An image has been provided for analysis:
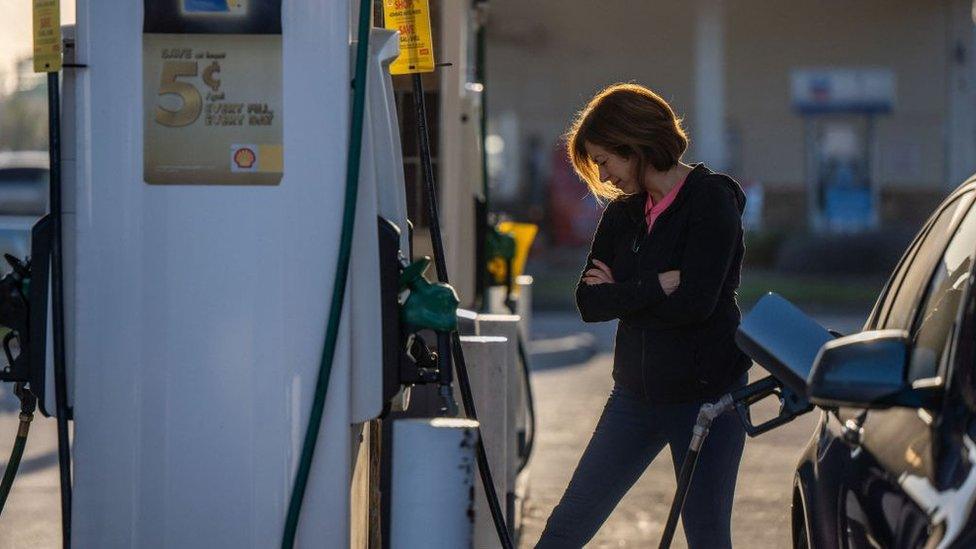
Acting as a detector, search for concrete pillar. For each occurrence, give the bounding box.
[475,313,522,540]
[391,418,479,549]
[438,1,478,306]
[694,0,727,171]
[946,0,976,186]
[458,335,509,549]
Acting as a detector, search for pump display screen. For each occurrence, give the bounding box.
[182,0,248,15]
[143,0,282,185]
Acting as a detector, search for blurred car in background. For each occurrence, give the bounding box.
[0,151,48,273]
[794,175,976,548]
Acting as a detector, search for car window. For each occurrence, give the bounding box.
[880,192,974,331]
[867,234,924,330]
[907,201,976,381]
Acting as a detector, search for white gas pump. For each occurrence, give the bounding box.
[0,2,515,547]
[58,1,387,546]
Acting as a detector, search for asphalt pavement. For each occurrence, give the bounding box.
[517,309,865,548]
[0,308,865,548]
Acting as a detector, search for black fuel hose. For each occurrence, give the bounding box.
[411,72,515,549]
[514,331,536,474]
[659,394,734,549]
[47,68,72,549]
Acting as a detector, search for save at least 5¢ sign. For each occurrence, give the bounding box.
[143,0,283,185]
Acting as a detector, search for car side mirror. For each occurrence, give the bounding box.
[807,330,941,410]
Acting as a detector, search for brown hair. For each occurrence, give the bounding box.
[566,83,689,202]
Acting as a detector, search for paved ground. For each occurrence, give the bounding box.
[0,391,62,548]
[517,310,865,548]
[0,308,864,548]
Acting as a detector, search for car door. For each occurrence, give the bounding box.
[839,189,976,548]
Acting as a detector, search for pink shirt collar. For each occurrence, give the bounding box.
[644,175,687,233]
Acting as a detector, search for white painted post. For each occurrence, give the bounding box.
[458,307,480,335]
[513,275,534,533]
[486,285,508,314]
[516,275,533,343]
[475,314,522,539]
[694,0,727,171]
[458,335,509,548]
[391,418,479,549]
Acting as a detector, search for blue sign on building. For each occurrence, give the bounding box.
[792,68,895,115]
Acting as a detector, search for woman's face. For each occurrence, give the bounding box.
[584,142,639,194]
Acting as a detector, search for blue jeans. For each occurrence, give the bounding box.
[536,378,747,548]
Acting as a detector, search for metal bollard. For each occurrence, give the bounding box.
[458,335,509,549]
[515,275,533,342]
[457,308,479,336]
[475,313,521,540]
[391,418,479,549]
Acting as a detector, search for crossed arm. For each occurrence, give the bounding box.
[575,185,740,327]
[583,259,681,297]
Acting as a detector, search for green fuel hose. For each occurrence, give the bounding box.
[0,384,36,518]
[280,1,371,546]
[0,413,31,516]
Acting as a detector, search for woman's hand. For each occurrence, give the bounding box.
[583,259,615,286]
[658,270,681,295]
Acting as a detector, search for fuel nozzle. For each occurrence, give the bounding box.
[399,256,460,333]
[485,226,517,311]
[399,257,460,416]
[0,255,31,382]
[3,255,30,282]
[405,333,440,384]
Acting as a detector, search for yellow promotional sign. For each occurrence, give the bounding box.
[32,0,62,73]
[382,0,435,75]
[497,221,539,293]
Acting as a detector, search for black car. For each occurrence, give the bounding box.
[793,177,976,548]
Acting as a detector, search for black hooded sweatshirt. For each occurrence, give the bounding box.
[576,163,752,403]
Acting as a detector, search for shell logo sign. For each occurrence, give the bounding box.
[233,146,257,170]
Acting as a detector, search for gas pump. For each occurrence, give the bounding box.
[50,1,427,547]
[389,19,516,549]
[0,1,520,546]
[792,68,895,232]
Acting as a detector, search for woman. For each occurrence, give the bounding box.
[536,83,752,548]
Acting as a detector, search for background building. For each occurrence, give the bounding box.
[484,0,976,232]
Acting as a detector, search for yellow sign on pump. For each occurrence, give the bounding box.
[383,0,436,75]
[497,221,539,293]
[32,0,62,73]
